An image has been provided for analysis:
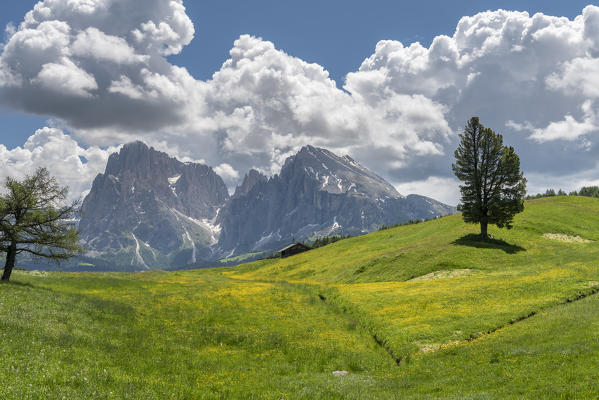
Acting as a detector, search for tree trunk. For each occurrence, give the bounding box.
[480,220,489,240]
[1,241,17,282]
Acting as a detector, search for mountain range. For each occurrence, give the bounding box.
[78,142,455,269]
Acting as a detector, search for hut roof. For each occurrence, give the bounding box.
[279,243,310,252]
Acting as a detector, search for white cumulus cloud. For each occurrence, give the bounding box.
[213,163,240,189]
[0,127,119,200]
[71,27,148,65]
[0,0,196,131]
[346,5,599,184]
[32,58,98,97]
[2,3,599,203]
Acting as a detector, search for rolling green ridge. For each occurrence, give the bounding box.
[1,196,599,398]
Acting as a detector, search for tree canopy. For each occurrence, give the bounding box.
[1,168,81,282]
[452,117,527,238]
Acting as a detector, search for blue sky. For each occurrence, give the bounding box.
[176,0,596,83]
[0,0,595,149]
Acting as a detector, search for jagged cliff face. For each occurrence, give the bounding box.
[79,142,229,268]
[216,145,456,256]
[233,169,268,198]
[80,142,455,268]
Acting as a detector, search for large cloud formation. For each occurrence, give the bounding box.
[0,0,196,133]
[2,1,599,204]
[346,7,599,195]
[0,127,118,200]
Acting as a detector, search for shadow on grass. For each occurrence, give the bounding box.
[452,234,526,254]
[0,276,51,291]
[1,280,38,289]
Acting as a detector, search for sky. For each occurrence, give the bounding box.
[0,0,598,205]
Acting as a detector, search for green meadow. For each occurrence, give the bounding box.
[2,196,599,399]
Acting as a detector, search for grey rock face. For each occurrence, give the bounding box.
[216,145,456,256]
[79,142,229,267]
[233,169,268,198]
[80,142,455,267]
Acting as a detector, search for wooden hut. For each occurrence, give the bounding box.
[279,243,311,258]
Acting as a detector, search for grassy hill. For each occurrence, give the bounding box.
[2,196,599,398]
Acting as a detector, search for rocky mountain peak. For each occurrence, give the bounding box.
[104,141,177,179]
[216,146,455,256]
[281,145,402,199]
[79,141,229,268]
[233,169,268,198]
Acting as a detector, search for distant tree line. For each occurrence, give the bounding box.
[379,218,432,231]
[308,235,350,249]
[526,186,599,200]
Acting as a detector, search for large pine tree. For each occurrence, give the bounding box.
[452,117,527,239]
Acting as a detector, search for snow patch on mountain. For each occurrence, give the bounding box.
[168,175,181,196]
[131,233,149,269]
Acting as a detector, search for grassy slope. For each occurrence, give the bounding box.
[1,196,599,398]
[232,196,599,358]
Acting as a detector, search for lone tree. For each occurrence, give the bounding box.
[0,168,81,282]
[452,117,527,239]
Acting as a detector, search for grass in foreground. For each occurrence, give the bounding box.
[0,271,397,399]
[1,196,599,398]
